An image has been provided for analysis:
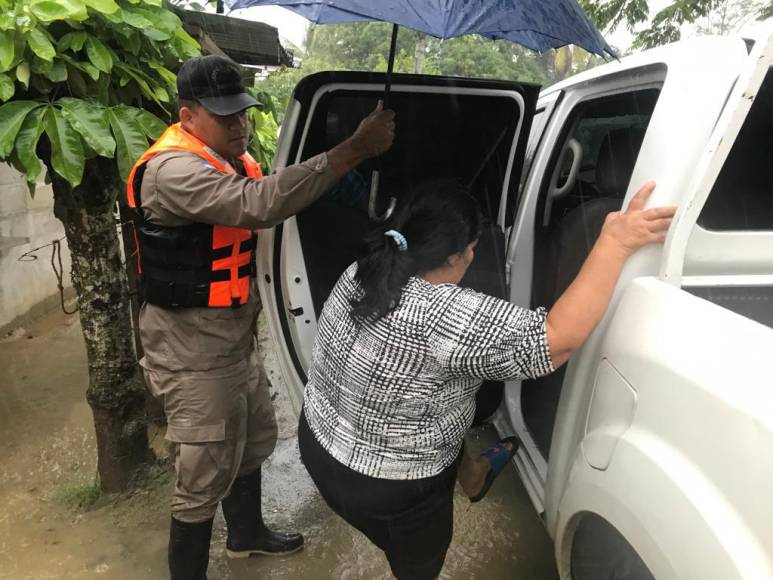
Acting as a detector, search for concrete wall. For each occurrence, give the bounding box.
[0,163,72,332]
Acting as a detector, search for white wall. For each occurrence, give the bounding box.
[0,163,72,331]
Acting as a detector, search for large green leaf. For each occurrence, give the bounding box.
[14,106,46,182]
[146,61,176,86]
[100,6,124,23]
[81,62,100,81]
[153,85,168,102]
[85,35,112,73]
[27,28,56,61]
[45,59,67,82]
[59,97,115,157]
[114,61,164,106]
[121,7,153,30]
[59,54,100,81]
[174,29,200,59]
[0,30,14,72]
[124,32,141,55]
[29,0,88,22]
[83,0,119,15]
[139,7,180,34]
[30,55,53,74]
[57,31,87,52]
[134,109,165,140]
[0,72,13,101]
[44,106,85,187]
[143,27,170,42]
[0,12,14,31]
[108,105,148,181]
[15,62,30,89]
[0,101,43,157]
[125,14,169,43]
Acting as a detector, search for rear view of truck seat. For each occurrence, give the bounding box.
[548,127,646,305]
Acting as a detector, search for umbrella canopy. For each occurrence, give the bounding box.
[225,0,613,57]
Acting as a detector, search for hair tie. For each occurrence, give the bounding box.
[384,230,408,252]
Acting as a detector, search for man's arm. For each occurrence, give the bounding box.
[325,100,394,177]
[145,102,395,229]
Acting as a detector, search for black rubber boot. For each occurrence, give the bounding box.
[221,468,304,558]
[168,516,213,580]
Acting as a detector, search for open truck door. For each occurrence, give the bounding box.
[257,71,539,416]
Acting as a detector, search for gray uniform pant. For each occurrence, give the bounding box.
[144,350,278,523]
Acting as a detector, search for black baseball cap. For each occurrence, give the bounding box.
[177,55,259,116]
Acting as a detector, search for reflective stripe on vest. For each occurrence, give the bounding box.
[126,124,263,308]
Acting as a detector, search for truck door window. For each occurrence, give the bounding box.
[297,89,524,316]
[685,68,773,330]
[524,87,663,458]
[698,68,773,231]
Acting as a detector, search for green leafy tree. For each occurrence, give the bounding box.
[259,22,616,117]
[581,0,772,49]
[0,0,199,491]
[245,86,279,171]
[259,23,581,119]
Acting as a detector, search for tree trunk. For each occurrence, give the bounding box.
[414,37,427,74]
[51,156,150,493]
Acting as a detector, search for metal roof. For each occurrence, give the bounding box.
[179,9,293,67]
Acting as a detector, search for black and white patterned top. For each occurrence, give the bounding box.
[303,263,554,480]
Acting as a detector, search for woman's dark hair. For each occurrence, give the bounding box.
[351,179,483,320]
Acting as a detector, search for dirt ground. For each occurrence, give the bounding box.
[0,307,558,580]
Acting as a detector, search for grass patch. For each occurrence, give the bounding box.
[55,481,102,511]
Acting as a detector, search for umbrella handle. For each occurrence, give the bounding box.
[368,169,396,222]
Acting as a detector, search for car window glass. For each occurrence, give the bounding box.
[523,87,663,459]
[296,88,524,316]
[698,68,773,231]
[544,89,659,228]
[303,90,522,221]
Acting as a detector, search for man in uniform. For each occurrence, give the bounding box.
[126,55,395,579]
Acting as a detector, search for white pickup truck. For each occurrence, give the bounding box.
[258,25,773,580]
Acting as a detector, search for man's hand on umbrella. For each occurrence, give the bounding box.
[327,100,395,177]
[350,100,396,158]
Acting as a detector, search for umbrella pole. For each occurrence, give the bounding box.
[384,23,399,108]
[368,23,399,223]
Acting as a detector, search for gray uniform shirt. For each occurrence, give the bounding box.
[137,145,339,373]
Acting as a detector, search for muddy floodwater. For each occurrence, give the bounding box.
[0,308,558,580]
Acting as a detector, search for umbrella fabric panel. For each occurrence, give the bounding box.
[225,0,612,56]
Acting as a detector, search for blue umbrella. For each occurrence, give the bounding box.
[227,0,613,56]
[225,0,613,219]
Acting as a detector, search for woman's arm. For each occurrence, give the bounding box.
[546,181,676,367]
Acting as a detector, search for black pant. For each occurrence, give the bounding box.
[298,412,459,580]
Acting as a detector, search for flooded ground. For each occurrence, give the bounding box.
[0,307,558,580]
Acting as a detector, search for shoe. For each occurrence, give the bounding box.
[221,468,304,558]
[168,516,213,580]
[470,436,520,503]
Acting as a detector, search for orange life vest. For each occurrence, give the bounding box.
[126,123,263,308]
